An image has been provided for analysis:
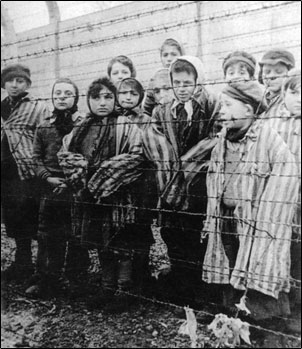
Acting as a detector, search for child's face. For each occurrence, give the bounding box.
[220,93,253,130]
[225,62,251,82]
[4,77,29,98]
[53,82,76,111]
[153,76,173,105]
[118,85,140,109]
[284,84,301,116]
[172,71,196,103]
[110,62,132,86]
[89,86,115,116]
[262,62,289,93]
[161,45,181,68]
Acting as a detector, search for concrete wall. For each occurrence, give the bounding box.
[1,1,301,112]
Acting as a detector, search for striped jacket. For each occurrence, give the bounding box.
[202,119,299,299]
[142,89,216,196]
[1,93,49,180]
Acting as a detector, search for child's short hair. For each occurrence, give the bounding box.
[222,51,256,78]
[117,77,145,106]
[87,77,116,100]
[160,38,184,56]
[283,69,301,92]
[170,60,197,81]
[107,55,136,78]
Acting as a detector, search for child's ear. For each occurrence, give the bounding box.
[245,104,254,116]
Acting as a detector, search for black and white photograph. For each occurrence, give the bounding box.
[1,1,301,348]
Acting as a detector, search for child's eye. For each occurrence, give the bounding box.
[154,88,160,94]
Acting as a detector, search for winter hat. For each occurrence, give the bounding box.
[1,64,31,88]
[259,49,295,69]
[222,51,256,77]
[222,81,267,115]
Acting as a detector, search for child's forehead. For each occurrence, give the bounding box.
[262,62,289,70]
[53,82,75,91]
[91,86,114,97]
[119,83,138,92]
[226,61,248,70]
[172,70,195,79]
[153,75,170,87]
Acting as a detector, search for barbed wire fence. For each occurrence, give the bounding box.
[1,0,301,347]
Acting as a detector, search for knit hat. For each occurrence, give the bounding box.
[222,81,267,115]
[1,64,31,88]
[259,49,295,69]
[222,51,256,77]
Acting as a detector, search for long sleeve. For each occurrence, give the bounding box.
[33,126,51,180]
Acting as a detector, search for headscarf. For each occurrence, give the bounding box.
[52,78,79,135]
[169,55,205,125]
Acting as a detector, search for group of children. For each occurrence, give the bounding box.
[1,39,301,332]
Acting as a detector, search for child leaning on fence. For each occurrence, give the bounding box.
[28,78,90,298]
[202,80,299,329]
[58,77,145,312]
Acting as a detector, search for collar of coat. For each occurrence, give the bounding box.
[48,110,83,124]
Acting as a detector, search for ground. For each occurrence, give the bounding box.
[1,227,301,348]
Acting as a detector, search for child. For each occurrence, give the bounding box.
[143,56,217,304]
[1,64,49,282]
[258,48,295,119]
[107,55,136,87]
[143,38,184,116]
[30,78,89,297]
[202,81,298,337]
[160,38,184,68]
[279,70,301,314]
[116,77,148,129]
[223,50,256,82]
[116,77,157,294]
[60,77,144,312]
[212,51,258,134]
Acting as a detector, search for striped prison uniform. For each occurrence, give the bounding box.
[202,119,299,299]
[1,93,50,180]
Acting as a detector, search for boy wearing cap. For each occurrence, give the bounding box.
[259,48,295,120]
[1,63,49,281]
[223,50,257,82]
[202,80,298,338]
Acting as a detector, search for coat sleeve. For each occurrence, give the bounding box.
[33,125,51,180]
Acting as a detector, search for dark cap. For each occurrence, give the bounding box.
[1,63,31,88]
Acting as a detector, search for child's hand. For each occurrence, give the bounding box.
[53,182,68,195]
[46,177,65,188]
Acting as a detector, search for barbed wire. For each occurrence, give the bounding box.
[2,1,296,49]
[3,194,300,235]
[1,1,196,48]
[1,1,298,63]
